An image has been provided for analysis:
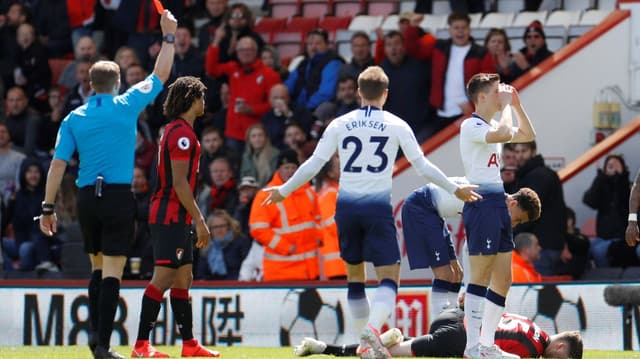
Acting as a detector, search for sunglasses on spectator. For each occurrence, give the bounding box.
[526,34,542,39]
[230,13,245,19]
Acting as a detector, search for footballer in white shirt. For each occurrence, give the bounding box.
[458,73,536,359]
[401,178,540,323]
[262,66,480,359]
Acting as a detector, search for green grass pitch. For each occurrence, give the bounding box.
[1,346,640,359]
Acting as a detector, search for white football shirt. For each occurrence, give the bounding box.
[459,114,503,184]
[429,177,468,218]
[279,106,459,204]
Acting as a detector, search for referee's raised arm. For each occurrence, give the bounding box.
[153,10,178,84]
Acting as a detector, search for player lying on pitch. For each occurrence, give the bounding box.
[294,307,583,359]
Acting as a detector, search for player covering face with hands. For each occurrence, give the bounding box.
[459,74,536,359]
[262,66,480,359]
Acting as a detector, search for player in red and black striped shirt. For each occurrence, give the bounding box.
[132,76,220,358]
[296,308,583,358]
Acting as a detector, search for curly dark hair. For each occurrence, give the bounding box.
[163,76,207,119]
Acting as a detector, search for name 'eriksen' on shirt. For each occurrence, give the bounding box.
[345,120,387,132]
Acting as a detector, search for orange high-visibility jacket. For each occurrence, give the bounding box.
[249,172,321,281]
[318,180,346,279]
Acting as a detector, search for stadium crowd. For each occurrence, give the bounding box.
[0,0,634,282]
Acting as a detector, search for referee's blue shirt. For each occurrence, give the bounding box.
[54,74,163,187]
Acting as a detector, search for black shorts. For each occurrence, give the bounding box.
[411,308,466,357]
[150,223,194,268]
[77,184,135,256]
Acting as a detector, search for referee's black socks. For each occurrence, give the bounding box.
[88,270,102,334]
[170,288,193,340]
[97,277,120,348]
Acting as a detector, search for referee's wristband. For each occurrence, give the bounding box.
[630,213,638,222]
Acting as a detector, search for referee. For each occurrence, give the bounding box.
[38,10,178,359]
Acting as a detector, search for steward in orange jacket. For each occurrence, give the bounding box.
[512,250,542,283]
[316,154,347,279]
[249,150,322,281]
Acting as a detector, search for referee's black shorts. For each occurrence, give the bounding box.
[77,184,135,256]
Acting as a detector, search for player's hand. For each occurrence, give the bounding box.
[39,213,58,237]
[510,86,521,107]
[194,218,211,249]
[626,222,639,247]
[498,83,514,108]
[450,259,463,283]
[454,185,482,202]
[262,187,285,206]
[160,10,178,36]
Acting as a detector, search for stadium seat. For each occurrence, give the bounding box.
[49,58,72,87]
[319,16,351,42]
[562,0,591,11]
[272,17,318,62]
[366,0,399,16]
[568,9,610,41]
[545,9,582,27]
[254,17,288,43]
[478,12,515,28]
[598,0,617,10]
[333,0,364,17]
[431,0,450,15]
[399,0,415,13]
[381,14,400,32]
[579,267,623,281]
[301,0,331,17]
[419,14,447,35]
[511,10,548,27]
[270,0,300,18]
[497,0,525,13]
[504,11,549,48]
[472,12,515,42]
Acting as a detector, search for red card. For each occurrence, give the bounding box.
[152,0,165,14]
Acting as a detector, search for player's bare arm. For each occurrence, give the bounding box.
[509,87,536,143]
[485,84,516,143]
[39,159,67,236]
[152,10,177,84]
[171,159,210,248]
[626,169,640,246]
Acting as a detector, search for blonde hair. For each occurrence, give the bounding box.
[207,209,241,237]
[244,123,276,185]
[357,66,389,100]
[90,61,120,93]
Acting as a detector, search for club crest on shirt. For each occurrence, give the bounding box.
[257,74,263,84]
[134,78,154,94]
[176,248,184,260]
[177,137,190,150]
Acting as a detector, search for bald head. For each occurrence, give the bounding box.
[236,36,258,65]
[75,36,97,61]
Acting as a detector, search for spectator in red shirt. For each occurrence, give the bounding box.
[205,36,280,154]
